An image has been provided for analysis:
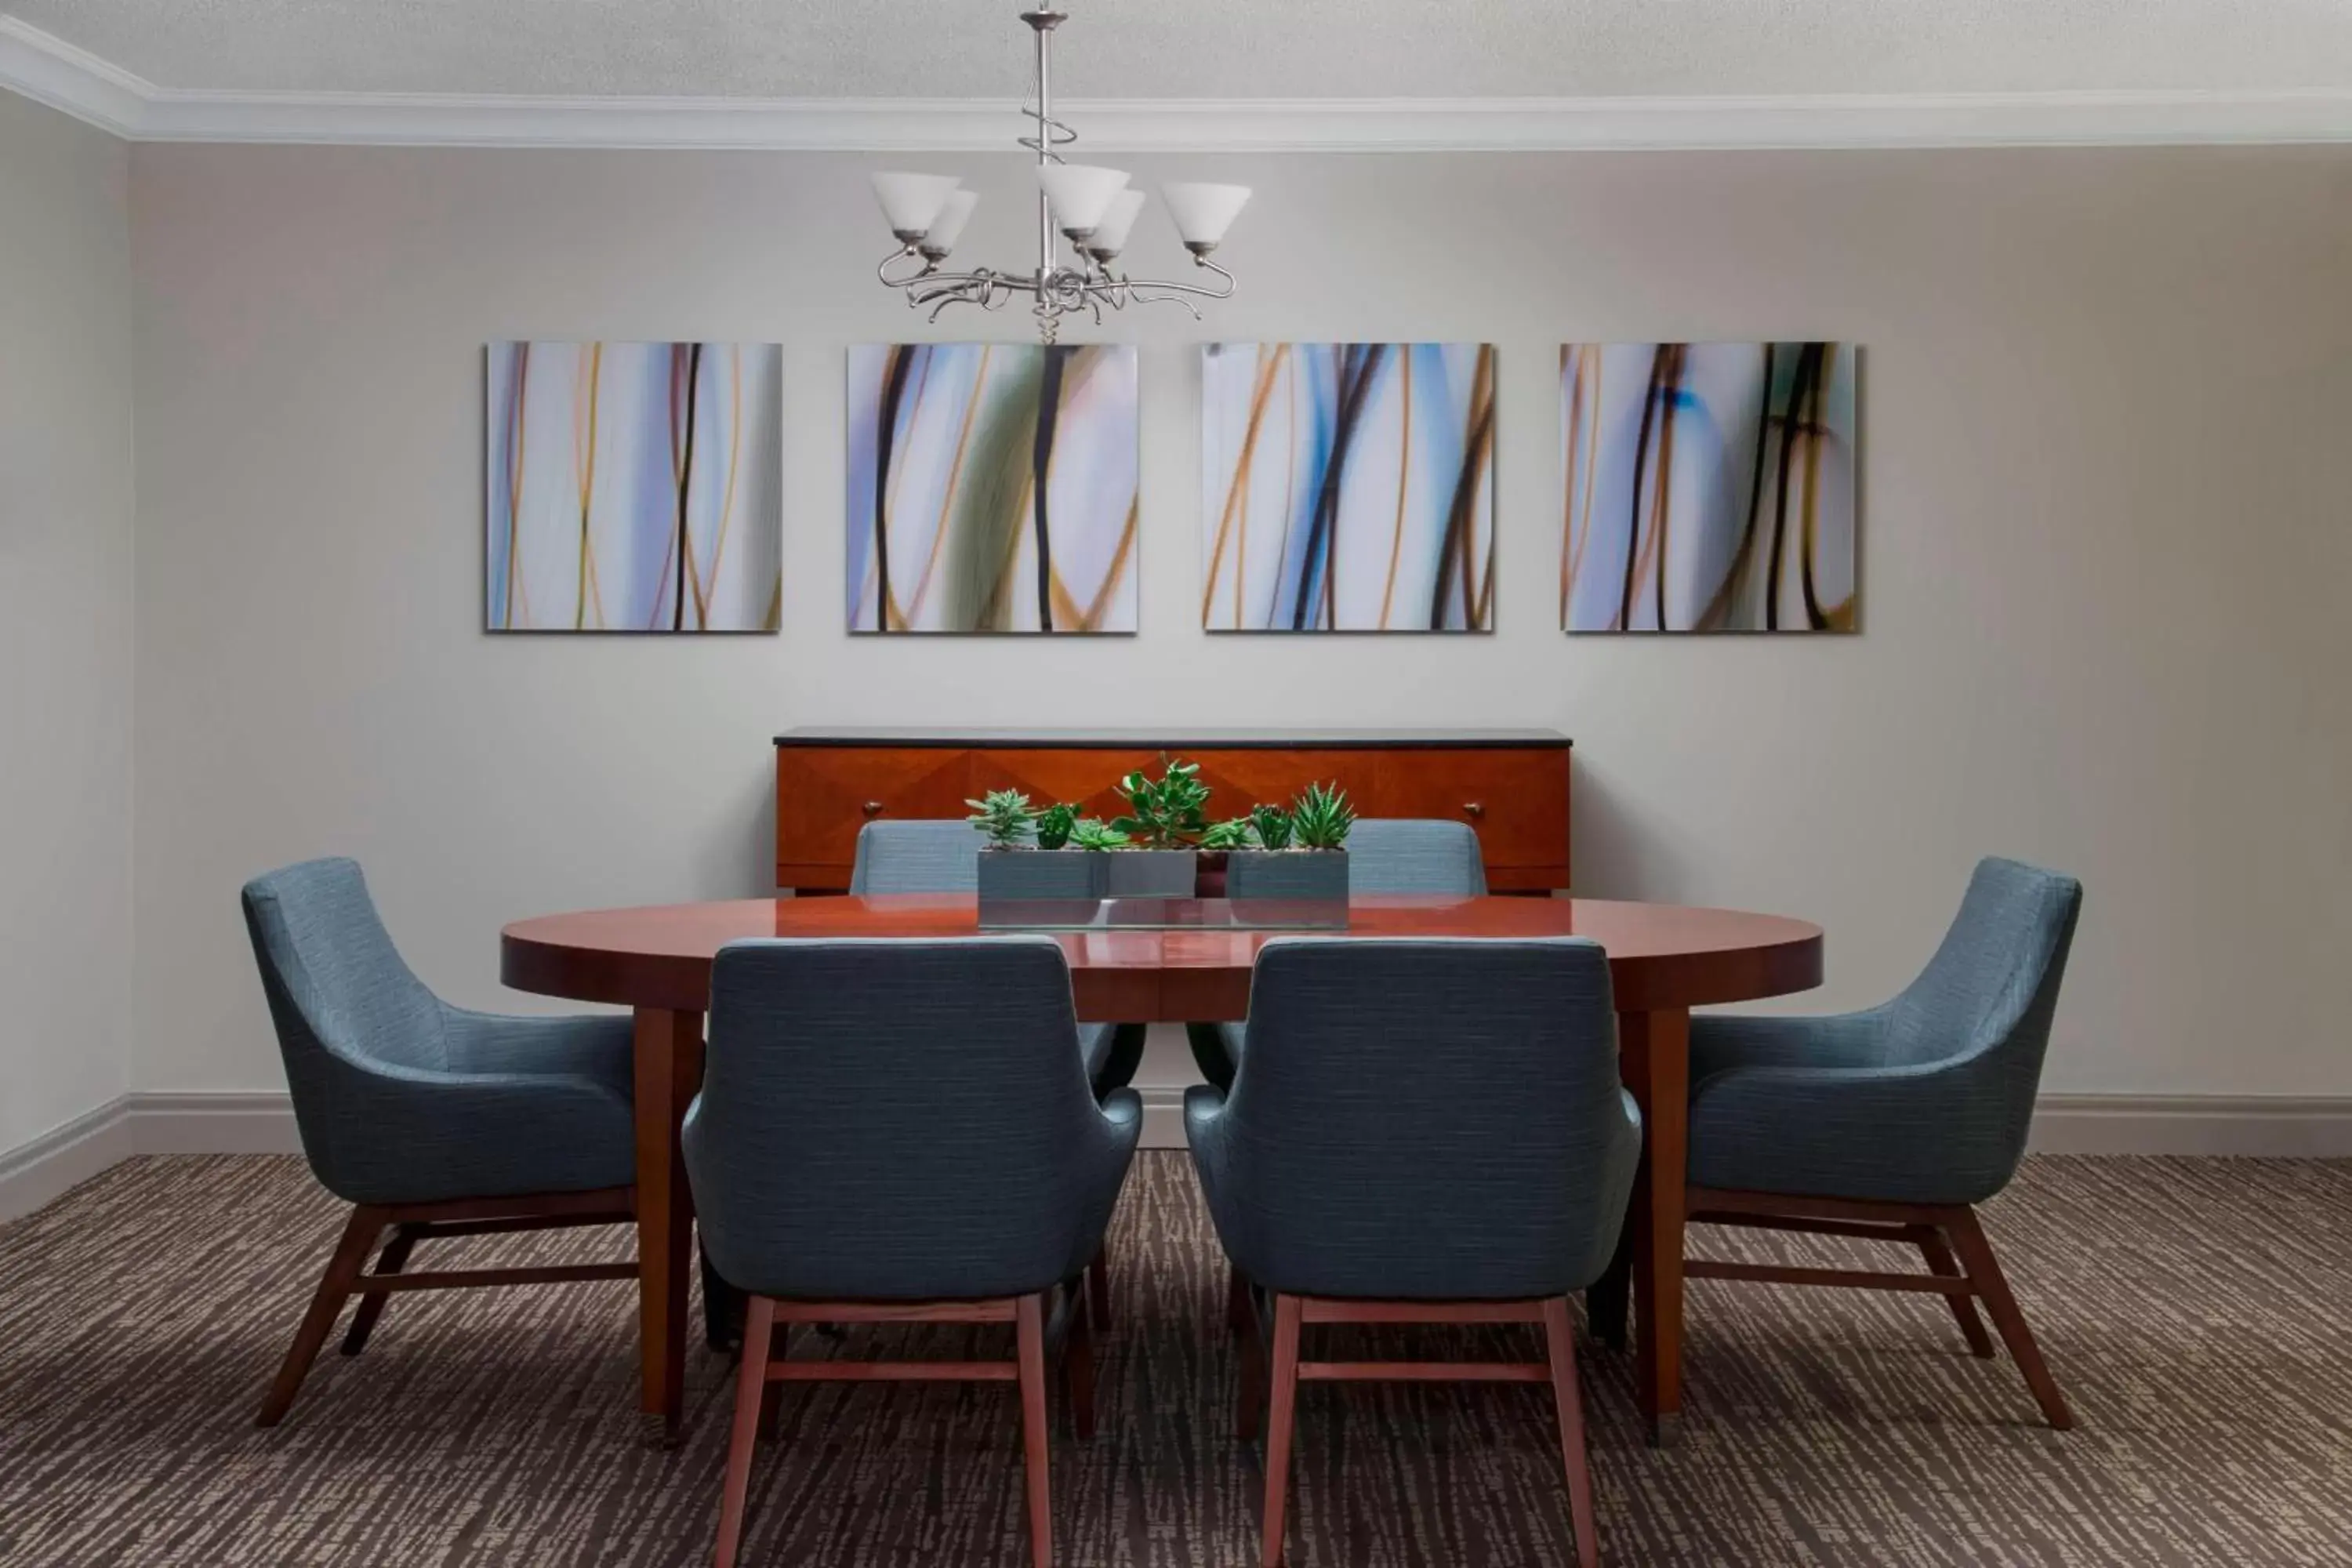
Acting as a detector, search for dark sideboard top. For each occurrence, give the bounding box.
[774,727,1572,750]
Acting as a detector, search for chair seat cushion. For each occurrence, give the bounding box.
[327,1012,639,1206]
[1687,1063,2005,1207]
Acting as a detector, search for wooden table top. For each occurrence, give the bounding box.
[502,895,1824,1019]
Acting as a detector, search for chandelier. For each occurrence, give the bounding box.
[869,8,1251,343]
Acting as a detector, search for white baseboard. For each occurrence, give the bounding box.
[124,1091,306,1156]
[5,1090,2346,1223]
[2027,1094,2352,1156]
[0,1091,302,1222]
[0,1098,138,1221]
[1139,1087,1189,1150]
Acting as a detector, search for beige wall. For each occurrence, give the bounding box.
[125,142,2352,1104]
[0,93,136,1152]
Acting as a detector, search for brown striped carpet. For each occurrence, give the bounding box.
[2,1153,2347,1566]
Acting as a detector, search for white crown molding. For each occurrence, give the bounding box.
[0,14,150,135]
[6,16,2352,151]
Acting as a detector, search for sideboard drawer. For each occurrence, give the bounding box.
[1375,748,1570,873]
[775,746,973,884]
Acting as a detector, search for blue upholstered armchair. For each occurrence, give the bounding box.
[1186,818,1488,1092]
[240,858,637,1426]
[1682,856,2085,1428]
[1187,936,1639,1568]
[684,937,1141,1568]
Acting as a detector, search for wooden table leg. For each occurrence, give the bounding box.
[1618,1007,1690,1447]
[633,1006,704,1443]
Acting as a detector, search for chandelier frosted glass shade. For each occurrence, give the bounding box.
[1161,183,1253,249]
[1036,164,1132,235]
[1086,189,1148,255]
[869,172,963,239]
[922,189,980,256]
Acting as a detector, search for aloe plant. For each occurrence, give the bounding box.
[1290,782,1356,850]
[1111,758,1212,850]
[1249,803,1295,851]
[1033,801,1080,851]
[1198,815,1258,851]
[964,788,1036,850]
[1069,817,1131,851]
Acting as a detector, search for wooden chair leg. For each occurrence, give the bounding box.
[1944,1207,2074,1430]
[1259,1294,1302,1568]
[1066,1285,1098,1440]
[1233,1268,1265,1441]
[339,1223,417,1357]
[257,1206,384,1427]
[1542,1298,1601,1568]
[712,1297,775,1568]
[1917,1228,1996,1359]
[1087,1249,1112,1333]
[1016,1293,1054,1568]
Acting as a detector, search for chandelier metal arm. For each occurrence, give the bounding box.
[869,6,1241,341]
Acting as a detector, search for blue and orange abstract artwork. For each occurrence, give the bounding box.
[1561,342,1857,633]
[1201,343,1496,632]
[486,342,782,633]
[848,343,1138,633]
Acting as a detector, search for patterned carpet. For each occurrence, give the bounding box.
[2,1153,2348,1566]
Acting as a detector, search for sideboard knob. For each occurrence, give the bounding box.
[862,800,884,816]
[1462,802,1485,818]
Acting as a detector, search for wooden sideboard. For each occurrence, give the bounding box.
[775,728,1572,893]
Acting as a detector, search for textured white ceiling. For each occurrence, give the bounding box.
[7,0,2349,99]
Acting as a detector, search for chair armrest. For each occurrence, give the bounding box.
[1689,1007,1889,1086]
[441,1007,634,1080]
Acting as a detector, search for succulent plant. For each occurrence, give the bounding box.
[1249,803,1295,851]
[1033,801,1080,851]
[1289,781,1356,850]
[1069,817,1131,851]
[1110,758,1212,850]
[964,788,1036,850]
[1198,815,1258,851]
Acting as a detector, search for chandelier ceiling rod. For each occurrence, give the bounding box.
[869,6,1252,343]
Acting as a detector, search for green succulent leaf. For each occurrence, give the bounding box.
[1112,757,1216,849]
[1290,781,1357,850]
[1249,803,1295,851]
[964,788,1036,850]
[1199,816,1258,851]
[1032,802,1080,851]
[1070,817,1131,851]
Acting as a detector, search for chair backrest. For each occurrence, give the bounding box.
[684,936,1114,1301]
[241,858,448,1076]
[1205,936,1638,1300]
[1882,857,2084,1073]
[848,820,982,894]
[1228,818,1488,899]
[1343,818,1490,895]
[241,858,452,1198]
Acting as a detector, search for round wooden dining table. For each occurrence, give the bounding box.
[502,893,1824,1445]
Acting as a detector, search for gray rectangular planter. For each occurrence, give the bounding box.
[1105,848,1200,898]
[977,849,1109,927]
[1227,848,1349,902]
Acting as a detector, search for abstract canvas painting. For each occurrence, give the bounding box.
[1561,342,1857,633]
[1201,343,1496,632]
[486,343,781,633]
[848,343,1138,633]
